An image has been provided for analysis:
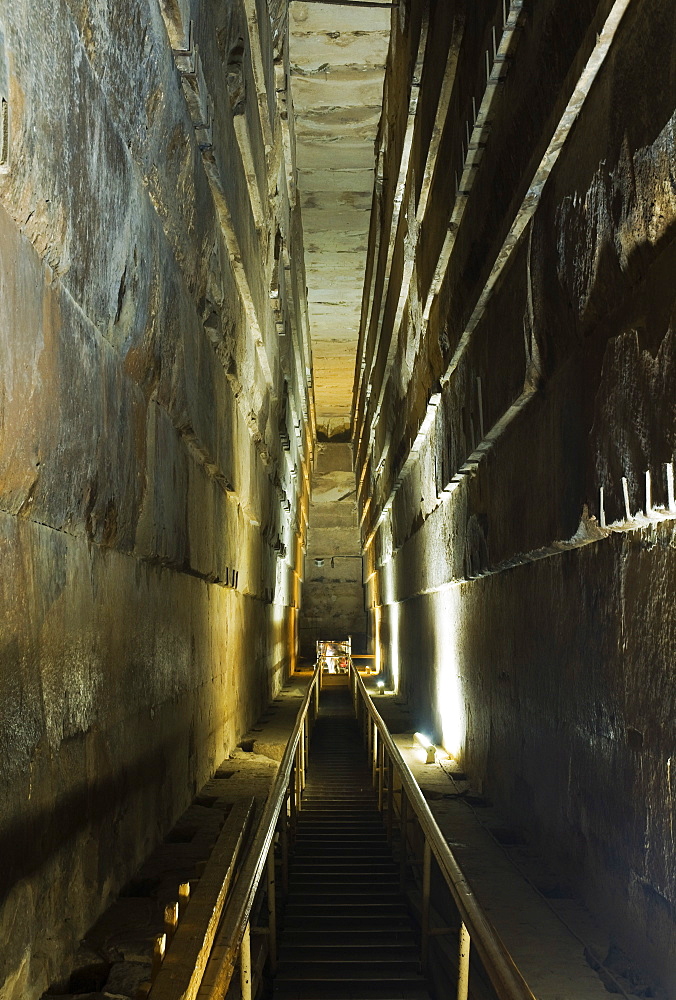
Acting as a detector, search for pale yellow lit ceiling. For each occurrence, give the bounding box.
[289,1,391,436]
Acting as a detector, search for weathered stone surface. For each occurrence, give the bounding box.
[102,962,152,998]
[45,675,308,996]
[299,443,366,658]
[0,0,311,995]
[3,0,676,993]
[354,0,676,991]
[289,1,390,429]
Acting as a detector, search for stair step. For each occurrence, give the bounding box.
[297,823,384,831]
[274,986,430,1000]
[299,815,378,821]
[293,843,392,852]
[293,849,395,858]
[302,803,376,808]
[274,691,431,1000]
[276,969,425,983]
[291,870,398,880]
[298,822,382,827]
[283,915,414,932]
[283,902,409,916]
[300,805,380,810]
[277,961,421,979]
[294,834,388,841]
[292,851,394,859]
[290,872,398,881]
[279,946,420,962]
[291,864,398,874]
[292,857,394,866]
[284,892,404,902]
[280,929,416,946]
[289,883,400,895]
[302,798,376,804]
[274,990,429,1000]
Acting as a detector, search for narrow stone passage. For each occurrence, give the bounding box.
[274,687,431,1000]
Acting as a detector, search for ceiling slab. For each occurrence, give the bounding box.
[289,0,390,434]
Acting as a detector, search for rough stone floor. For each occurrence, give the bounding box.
[42,675,664,1000]
[370,688,666,1000]
[41,675,311,1000]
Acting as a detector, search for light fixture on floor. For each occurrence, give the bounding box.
[376,679,385,695]
[414,732,437,764]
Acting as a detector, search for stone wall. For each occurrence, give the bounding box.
[0,0,312,994]
[298,443,366,660]
[354,0,676,989]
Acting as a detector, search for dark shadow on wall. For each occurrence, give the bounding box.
[0,733,186,910]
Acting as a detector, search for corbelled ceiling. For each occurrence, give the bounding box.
[289,1,391,437]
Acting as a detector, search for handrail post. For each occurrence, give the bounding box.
[301,717,307,790]
[458,922,471,1000]
[164,901,179,942]
[421,839,431,972]
[372,724,378,787]
[377,738,384,812]
[295,742,302,810]
[267,843,277,974]
[152,932,166,981]
[299,724,304,791]
[280,798,289,895]
[341,664,537,1000]
[178,880,190,916]
[387,758,394,842]
[289,762,297,831]
[361,677,368,745]
[400,791,408,892]
[240,921,252,1000]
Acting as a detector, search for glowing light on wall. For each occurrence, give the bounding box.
[272,596,287,626]
[374,604,382,675]
[389,599,400,694]
[378,558,401,690]
[434,586,466,759]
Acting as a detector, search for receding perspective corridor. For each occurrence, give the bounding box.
[1,0,675,997]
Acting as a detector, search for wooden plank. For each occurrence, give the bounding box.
[148,797,256,1000]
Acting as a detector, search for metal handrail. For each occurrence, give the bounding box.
[197,663,322,1000]
[146,664,321,1000]
[349,664,536,1000]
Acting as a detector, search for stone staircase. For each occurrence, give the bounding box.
[274,689,431,1000]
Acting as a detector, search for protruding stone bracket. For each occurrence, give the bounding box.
[0,25,9,172]
[171,22,214,151]
[158,0,191,51]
